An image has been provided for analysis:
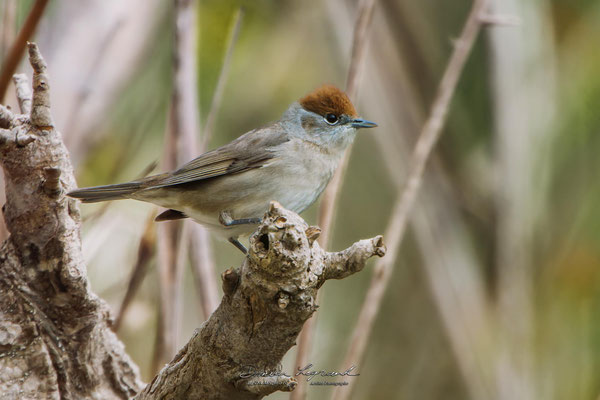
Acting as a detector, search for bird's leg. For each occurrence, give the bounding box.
[228,237,248,254]
[219,211,261,227]
[220,211,260,253]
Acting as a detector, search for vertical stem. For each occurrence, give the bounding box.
[0,0,50,102]
[113,215,157,332]
[317,0,378,250]
[488,0,555,397]
[1,0,17,59]
[291,2,378,400]
[331,1,488,399]
[201,7,244,150]
[152,0,201,371]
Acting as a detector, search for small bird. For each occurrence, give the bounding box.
[68,85,377,253]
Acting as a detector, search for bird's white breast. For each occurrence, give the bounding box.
[266,138,339,213]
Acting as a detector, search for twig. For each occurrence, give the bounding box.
[0,0,50,102]
[292,2,378,399]
[113,214,157,332]
[0,104,14,128]
[27,42,52,128]
[201,6,244,150]
[345,0,378,100]
[153,217,183,373]
[335,7,495,398]
[12,73,32,114]
[290,309,317,400]
[331,1,488,399]
[479,13,521,26]
[110,167,159,332]
[0,0,17,58]
[63,18,123,143]
[188,223,219,319]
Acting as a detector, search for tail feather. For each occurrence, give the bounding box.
[68,181,142,203]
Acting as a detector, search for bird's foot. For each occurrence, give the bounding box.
[219,211,261,227]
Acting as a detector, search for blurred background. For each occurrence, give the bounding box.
[1,0,599,399]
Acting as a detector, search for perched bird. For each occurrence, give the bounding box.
[68,85,377,253]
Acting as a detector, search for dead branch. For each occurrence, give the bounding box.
[135,202,385,400]
[0,43,142,399]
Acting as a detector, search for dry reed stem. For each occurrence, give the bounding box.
[188,223,219,318]
[201,7,244,150]
[347,5,503,397]
[291,1,378,399]
[152,0,199,372]
[185,6,246,320]
[488,0,551,398]
[113,214,157,332]
[0,0,17,58]
[317,0,377,249]
[0,0,50,102]
[331,1,488,399]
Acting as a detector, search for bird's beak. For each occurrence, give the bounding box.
[351,118,378,129]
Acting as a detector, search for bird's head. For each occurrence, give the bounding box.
[281,85,377,151]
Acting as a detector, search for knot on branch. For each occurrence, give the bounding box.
[221,267,240,296]
[249,201,312,278]
[43,167,62,197]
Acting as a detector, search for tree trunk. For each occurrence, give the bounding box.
[0,43,142,399]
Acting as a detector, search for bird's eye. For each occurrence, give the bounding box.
[325,113,339,125]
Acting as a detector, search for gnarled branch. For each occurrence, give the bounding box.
[135,202,385,400]
[0,43,142,399]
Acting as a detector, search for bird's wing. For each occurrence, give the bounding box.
[148,126,288,188]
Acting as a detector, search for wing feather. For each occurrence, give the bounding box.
[148,126,288,189]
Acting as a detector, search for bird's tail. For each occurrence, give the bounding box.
[68,181,143,203]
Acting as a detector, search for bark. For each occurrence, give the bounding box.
[0,43,143,399]
[135,201,385,400]
[0,43,386,400]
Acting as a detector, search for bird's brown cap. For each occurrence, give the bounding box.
[299,85,358,118]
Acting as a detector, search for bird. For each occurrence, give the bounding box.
[68,85,377,253]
